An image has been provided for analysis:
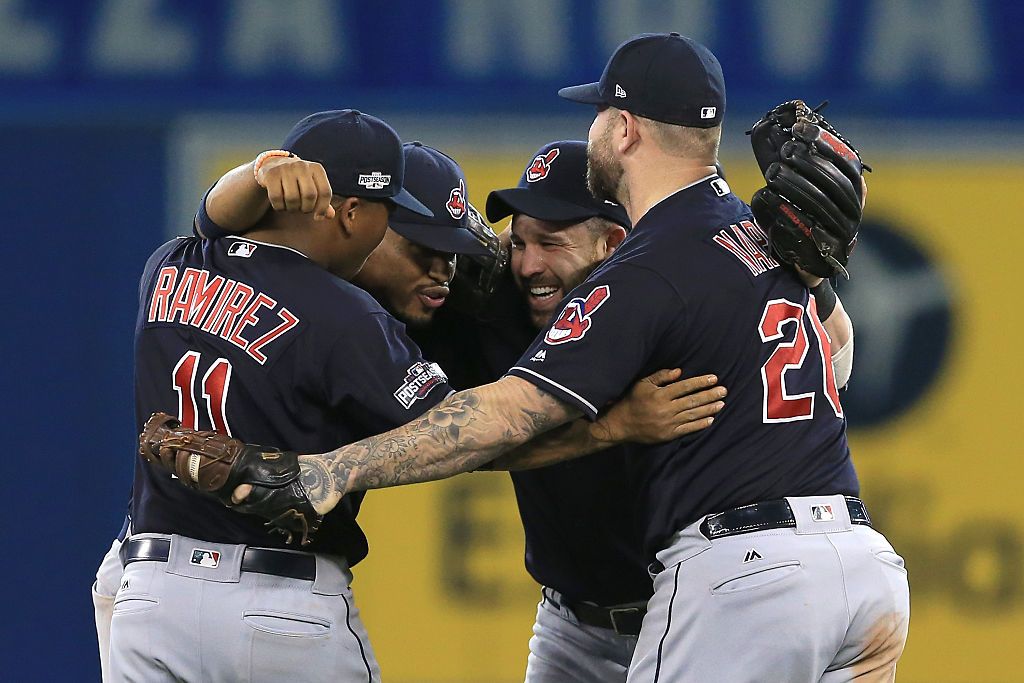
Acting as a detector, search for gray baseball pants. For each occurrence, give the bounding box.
[525,587,639,683]
[627,494,910,683]
[108,533,380,682]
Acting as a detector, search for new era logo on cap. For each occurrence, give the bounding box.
[358,171,391,190]
[615,84,627,98]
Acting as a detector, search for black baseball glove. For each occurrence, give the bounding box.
[140,413,322,545]
[748,100,868,278]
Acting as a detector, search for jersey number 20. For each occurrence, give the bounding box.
[172,351,233,434]
[759,298,842,423]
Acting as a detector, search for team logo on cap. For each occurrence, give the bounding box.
[358,171,392,190]
[446,179,466,220]
[526,148,560,183]
[545,285,610,345]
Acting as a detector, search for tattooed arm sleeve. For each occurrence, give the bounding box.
[481,418,613,471]
[298,376,581,514]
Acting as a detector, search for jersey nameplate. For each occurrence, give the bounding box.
[147,266,300,365]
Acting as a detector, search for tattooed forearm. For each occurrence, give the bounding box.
[298,376,579,514]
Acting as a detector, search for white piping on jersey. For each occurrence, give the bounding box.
[223,236,310,260]
[647,173,720,214]
[507,366,599,417]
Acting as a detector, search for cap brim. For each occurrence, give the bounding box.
[390,188,433,218]
[389,221,491,256]
[557,82,605,105]
[486,188,599,224]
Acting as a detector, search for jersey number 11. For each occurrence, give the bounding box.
[172,351,234,434]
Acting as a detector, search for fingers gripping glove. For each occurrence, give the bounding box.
[748,100,868,278]
[140,413,322,545]
[448,202,510,314]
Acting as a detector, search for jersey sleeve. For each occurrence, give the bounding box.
[322,311,453,433]
[193,184,230,240]
[506,264,683,419]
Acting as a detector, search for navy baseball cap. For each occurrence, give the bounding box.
[389,143,491,256]
[558,33,725,128]
[485,141,630,228]
[282,110,432,217]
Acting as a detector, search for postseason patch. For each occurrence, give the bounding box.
[394,361,448,409]
[545,285,610,345]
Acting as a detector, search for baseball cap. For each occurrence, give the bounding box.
[485,141,630,228]
[558,33,725,128]
[388,143,491,256]
[282,109,432,217]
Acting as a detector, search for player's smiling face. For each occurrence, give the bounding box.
[353,229,456,327]
[510,215,622,330]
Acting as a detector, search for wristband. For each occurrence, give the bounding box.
[811,279,837,321]
[253,150,296,180]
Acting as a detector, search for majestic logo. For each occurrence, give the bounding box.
[530,350,547,362]
[394,362,448,409]
[190,548,221,568]
[701,106,717,119]
[614,84,627,98]
[545,285,610,345]
[742,549,763,563]
[227,241,258,258]
[526,148,560,183]
[358,171,391,190]
[810,505,835,522]
[446,178,466,220]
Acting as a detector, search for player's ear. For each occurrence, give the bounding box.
[602,225,628,255]
[618,110,641,155]
[334,196,360,237]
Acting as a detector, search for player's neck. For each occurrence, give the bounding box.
[245,225,320,267]
[622,161,717,225]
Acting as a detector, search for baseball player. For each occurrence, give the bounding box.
[178,34,907,682]
[112,109,453,682]
[416,140,854,683]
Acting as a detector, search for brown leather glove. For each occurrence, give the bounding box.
[139,413,322,545]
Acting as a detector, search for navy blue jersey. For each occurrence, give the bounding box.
[131,235,450,563]
[508,175,858,558]
[413,270,653,605]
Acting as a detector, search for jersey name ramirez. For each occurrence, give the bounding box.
[712,219,780,276]
[147,266,299,365]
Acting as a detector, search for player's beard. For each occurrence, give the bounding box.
[587,121,624,205]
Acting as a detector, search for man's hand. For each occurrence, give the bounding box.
[593,369,726,445]
[255,155,336,220]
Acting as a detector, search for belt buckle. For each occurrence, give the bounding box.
[608,607,642,636]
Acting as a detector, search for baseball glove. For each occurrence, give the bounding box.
[447,202,510,314]
[140,413,322,545]
[748,100,868,278]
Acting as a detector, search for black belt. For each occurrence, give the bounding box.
[544,589,646,637]
[699,496,871,540]
[120,537,317,581]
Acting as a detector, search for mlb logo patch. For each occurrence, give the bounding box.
[190,548,221,568]
[358,171,391,190]
[701,107,717,119]
[394,362,448,409]
[227,241,258,258]
[810,505,835,522]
